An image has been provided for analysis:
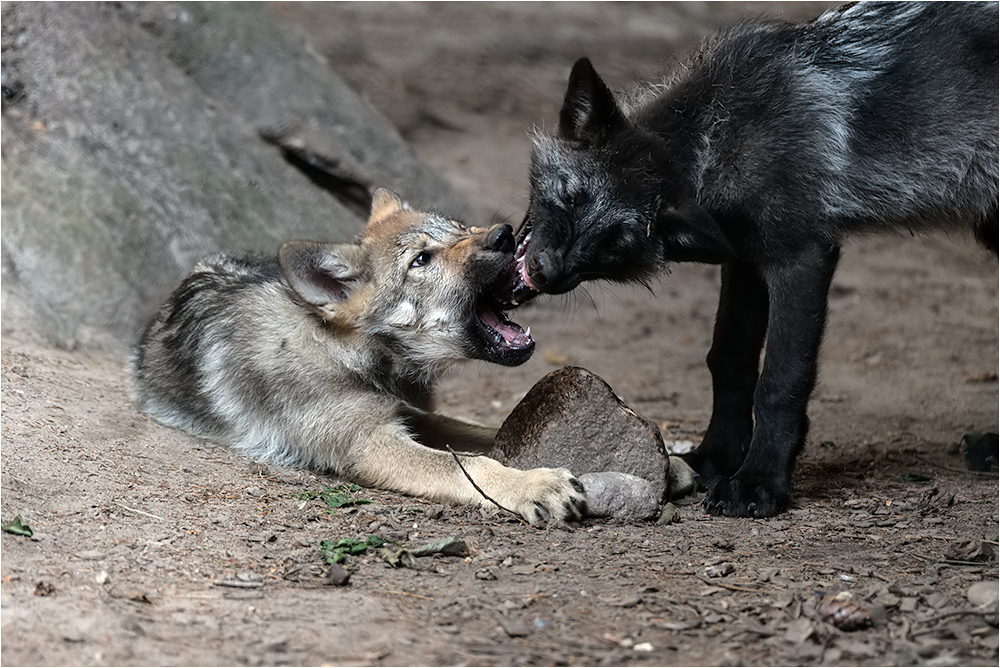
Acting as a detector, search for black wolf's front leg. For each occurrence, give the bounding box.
[685,260,769,484]
[704,242,841,517]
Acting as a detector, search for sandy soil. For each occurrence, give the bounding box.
[2,3,997,666]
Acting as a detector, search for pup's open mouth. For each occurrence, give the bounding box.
[472,290,534,366]
[468,225,541,366]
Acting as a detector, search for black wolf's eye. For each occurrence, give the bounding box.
[556,175,574,207]
[410,251,432,268]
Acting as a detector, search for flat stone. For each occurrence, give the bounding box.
[493,367,672,502]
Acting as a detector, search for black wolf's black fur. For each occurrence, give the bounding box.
[519,2,998,517]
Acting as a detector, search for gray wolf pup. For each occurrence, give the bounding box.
[513,1,998,517]
[132,189,587,525]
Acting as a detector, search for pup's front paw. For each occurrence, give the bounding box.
[702,474,789,518]
[508,468,587,526]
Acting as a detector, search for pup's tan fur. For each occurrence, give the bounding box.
[132,190,586,525]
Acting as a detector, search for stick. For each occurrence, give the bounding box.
[445,445,526,525]
[697,576,762,593]
[118,505,165,521]
[908,610,998,639]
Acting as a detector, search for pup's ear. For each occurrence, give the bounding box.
[278,241,368,317]
[559,58,628,145]
[658,202,737,264]
[369,188,406,222]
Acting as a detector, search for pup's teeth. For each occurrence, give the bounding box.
[525,326,531,338]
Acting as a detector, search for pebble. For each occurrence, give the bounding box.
[501,619,534,638]
[705,562,735,578]
[967,581,999,609]
[323,564,350,587]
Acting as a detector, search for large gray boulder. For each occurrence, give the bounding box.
[1,2,467,352]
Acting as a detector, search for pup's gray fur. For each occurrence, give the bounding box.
[132,189,586,525]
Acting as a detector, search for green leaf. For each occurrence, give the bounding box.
[1,515,33,537]
[380,537,469,569]
[318,534,385,564]
[297,484,372,508]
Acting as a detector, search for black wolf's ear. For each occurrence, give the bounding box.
[558,58,627,145]
[658,202,736,265]
[279,241,368,316]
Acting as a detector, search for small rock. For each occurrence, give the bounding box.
[578,472,660,521]
[323,564,350,587]
[633,642,654,652]
[785,618,815,645]
[475,568,498,581]
[95,571,110,585]
[502,618,534,638]
[944,539,995,563]
[34,581,56,597]
[961,432,999,472]
[968,581,999,610]
[62,629,86,643]
[705,562,735,578]
[214,572,264,588]
[817,595,872,631]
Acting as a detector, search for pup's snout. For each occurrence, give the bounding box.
[484,224,515,254]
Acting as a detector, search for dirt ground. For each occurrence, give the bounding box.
[2,3,998,666]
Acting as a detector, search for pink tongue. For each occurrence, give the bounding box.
[480,308,531,347]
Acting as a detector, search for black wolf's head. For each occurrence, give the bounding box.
[517,58,735,295]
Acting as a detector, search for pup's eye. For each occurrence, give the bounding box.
[409,251,432,268]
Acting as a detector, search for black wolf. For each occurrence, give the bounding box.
[513,2,998,517]
[133,189,586,525]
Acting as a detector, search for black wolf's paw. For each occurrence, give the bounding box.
[682,450,732,491]
[702,474,789,518]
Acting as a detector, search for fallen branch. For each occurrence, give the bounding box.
[697,576,762,593]
[446,445,527,526]
[908,609,999,640]
[117,505,165,521]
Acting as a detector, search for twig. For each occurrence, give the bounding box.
[117,505,165,521]
[697,576,762,593]
[377,589,434,600]
[899,453,998,478]
[908,610,998,640]
[446,445,527,525]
